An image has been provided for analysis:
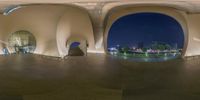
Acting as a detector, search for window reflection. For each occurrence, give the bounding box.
[8,30,36,54]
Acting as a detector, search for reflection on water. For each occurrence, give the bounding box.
[111,55,181,62]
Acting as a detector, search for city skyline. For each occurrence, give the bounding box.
[107,13,184,49]
[109,41,180,49]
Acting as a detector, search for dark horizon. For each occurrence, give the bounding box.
[107,13,184,49]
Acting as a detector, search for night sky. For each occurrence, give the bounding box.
[70,42,80,48]
[107,13,184,49]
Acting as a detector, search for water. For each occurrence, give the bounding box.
[111,55,180,62]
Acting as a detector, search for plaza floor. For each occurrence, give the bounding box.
[0,54,200,100]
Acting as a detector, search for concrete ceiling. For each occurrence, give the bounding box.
[1,0,200,14]
[0,0,200,35]
[0,0,200,50]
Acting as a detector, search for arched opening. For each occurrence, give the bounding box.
[8,30,36,54]
[55,5,95,57]
[68,42,84,56]
[66,38,88,56]
[107,12,184,62]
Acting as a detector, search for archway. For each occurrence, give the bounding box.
[68,42,84,56]
[56,6,95,57]
[66,37,88,56]
[8,30,36,54]
[104,6,188,57]
[107,12,185,62]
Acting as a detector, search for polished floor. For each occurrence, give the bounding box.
[0,54,200,100]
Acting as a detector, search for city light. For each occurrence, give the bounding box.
[108,42,182,62]
[107,13,184,62]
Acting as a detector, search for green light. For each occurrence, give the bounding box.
[124,52,127,56]
[145,52,148,57]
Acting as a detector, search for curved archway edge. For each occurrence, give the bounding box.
[104,6,189,58]
[7,30,36,54]
[66,37,87,56]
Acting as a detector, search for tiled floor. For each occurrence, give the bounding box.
[0,54,200,100]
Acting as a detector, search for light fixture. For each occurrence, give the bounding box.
[3,5,22,16]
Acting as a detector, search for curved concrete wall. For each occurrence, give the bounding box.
[185,14,200,56]
[104,6,189,57]
[56,7,95,57]
[0,5,95,57]
[0,15,10,54]
[1,4,200,57]
[0,5,68,56]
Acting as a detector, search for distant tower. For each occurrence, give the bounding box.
[174,43,178,49]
